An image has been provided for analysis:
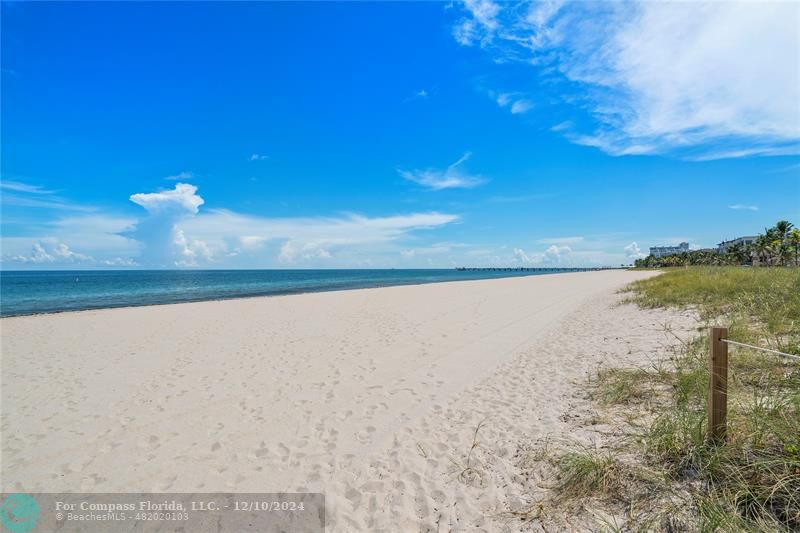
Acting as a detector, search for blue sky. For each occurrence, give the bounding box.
[1,1,798,269]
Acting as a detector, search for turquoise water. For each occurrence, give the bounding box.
[0,269,593,317]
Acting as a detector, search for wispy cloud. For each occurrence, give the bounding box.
[551,121,572,133]
[249,153,269,161]
[496,92,532,114]
[404,89,431,103]
[183,210,460,265]
[510,100,533,114]
[728,204,759,211]
[0,194,95,212]
[769,162,800,174]
[398,152,486,190]
[164,171,193,181]
[453,1,800,159]
[452,0,500,46]
[0,179,56,194]
[0,179,94,211]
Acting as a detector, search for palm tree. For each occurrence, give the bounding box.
[752,234,772,266]
[789,228,800,267]
[773,220,794,266]
[726,242,750,265]
[774,220,794,240]
[773,221,795,265]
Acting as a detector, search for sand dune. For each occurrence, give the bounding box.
[1,270,695,530]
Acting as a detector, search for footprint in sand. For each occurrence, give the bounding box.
[137,435,160,450]
[80,473,107,491]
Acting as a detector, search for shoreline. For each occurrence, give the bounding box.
[0,269,623,320]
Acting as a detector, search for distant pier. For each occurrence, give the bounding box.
[454,266,623,272]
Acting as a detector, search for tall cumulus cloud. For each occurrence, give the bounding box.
[128,183,210,267]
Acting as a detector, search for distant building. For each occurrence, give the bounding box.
[649,242,689,258]
[717,236,758,254]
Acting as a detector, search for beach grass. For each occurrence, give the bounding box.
[592,367,654,405]
[552,449,640,501]
[613,267,800,531]
[539,267,800,531]
[624,267,800,338]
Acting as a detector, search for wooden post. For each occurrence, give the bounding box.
[708,326,728,443]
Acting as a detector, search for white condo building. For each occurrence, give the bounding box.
[649,242,689,258]
[717,236,758,254]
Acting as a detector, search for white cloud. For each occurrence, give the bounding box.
[400,245,453,260]
[551,121,571,132]
[496,93,512,107]
[40,178,460,268]
[129,183,204,214]
[623,241,645,259]
[398,152,486,190]
[250,153,269,161]
[415,89,428,98]
[453,1,800,159]
[414,233,652,268]
[1,179,94,211]
[164,171,193,181]
[173,228,213,267]
[5,183,461,268]
[510,99,533,114]
[51,242,91,262]
[0,179,56,194]
[9,241,92,264]
[50,215,138,253]
[542,244,571,263]
[0,193,96,212]
[2,214,139,269]
[495,92,533,114]
[239,235,268,249]
[278,241,333,263]
[189,210,457,247]
[513,247,531,263]
[103,257,138,267]
[453,0,500,46]
[728,204,759,211]
[179,209,458,266]
[128,183,206,266]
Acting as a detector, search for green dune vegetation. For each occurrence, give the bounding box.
[634,220,800,268]
[546,267,799,531]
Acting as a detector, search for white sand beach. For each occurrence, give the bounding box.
[1,270,696,530]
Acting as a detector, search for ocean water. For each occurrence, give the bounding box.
[0,268,594,317]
